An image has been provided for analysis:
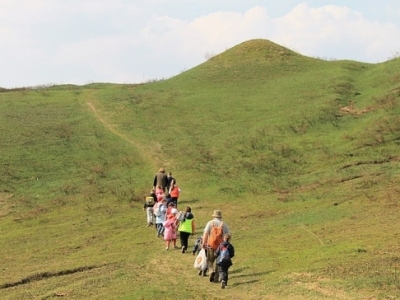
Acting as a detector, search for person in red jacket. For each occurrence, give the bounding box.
[168,180,180,208]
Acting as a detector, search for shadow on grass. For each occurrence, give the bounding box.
[229,269,276,287]
[231,271,275,278]
[231,279,260,287]
[180,198,200,205]
[230,267,276,279]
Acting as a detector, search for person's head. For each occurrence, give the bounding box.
[223,233,231,242]
[167,172,172,177]
[162,198,167,204]
[159,168,165,173]
[185,207,191,213]
[156,185,162,190]
[211,210,222,219]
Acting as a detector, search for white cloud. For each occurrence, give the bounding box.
[1,1,400,87]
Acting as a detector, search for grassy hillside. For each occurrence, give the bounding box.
[1,39,400,299]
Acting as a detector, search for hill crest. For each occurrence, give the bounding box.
[210,39,303,63]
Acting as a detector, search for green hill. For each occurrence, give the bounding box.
[1,39,400,299]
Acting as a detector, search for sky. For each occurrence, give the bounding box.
[1,0,400,88]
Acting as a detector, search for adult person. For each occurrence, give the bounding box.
[178,207,195,254]
[166,172,175,191]
[202,210,230,283]
[153,168,168,192]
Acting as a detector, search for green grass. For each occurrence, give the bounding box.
[1,39,400,299]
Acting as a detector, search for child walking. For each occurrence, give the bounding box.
[155,198,167,237]
[215,233,235,289]
[163,214,178,250]
[143,189,157,227]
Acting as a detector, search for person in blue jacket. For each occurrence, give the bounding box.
[215,233,235,289]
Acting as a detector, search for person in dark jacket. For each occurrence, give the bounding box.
[143,189,157,227]
[215,233,235,289]
[166,172,175,191]
[153,168,168,192]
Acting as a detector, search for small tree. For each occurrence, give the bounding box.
[204,51,216,61]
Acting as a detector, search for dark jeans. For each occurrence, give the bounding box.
[156,223,164,236]
[179,231,191,251]
[218,264,230,284]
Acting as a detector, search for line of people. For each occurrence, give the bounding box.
[144,187,195,252]
[144,168,236,289]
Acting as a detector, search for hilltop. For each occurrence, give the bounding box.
[0,39,400,299]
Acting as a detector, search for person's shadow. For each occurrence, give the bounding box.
[229,267,276,287]
[179,198,200,205]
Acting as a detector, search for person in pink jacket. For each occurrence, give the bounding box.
[163,214,178,250]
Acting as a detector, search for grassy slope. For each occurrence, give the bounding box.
[0,39,400,299]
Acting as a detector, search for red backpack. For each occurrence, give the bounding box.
[207,221,224,250]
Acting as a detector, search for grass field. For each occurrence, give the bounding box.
[1,39,400,299]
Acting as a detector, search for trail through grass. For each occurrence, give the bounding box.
[1,39,400,299]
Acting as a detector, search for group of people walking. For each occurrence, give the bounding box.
[143,168,236,289]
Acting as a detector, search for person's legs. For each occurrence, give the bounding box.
[225,266,230,285]
[146,207,153,225]
[179,231,185,248]
[218,265,229,288]
[160,224,165,236]
[180,231,190,252]
[157,223,163,236]
[218,265,228,282]
[206,248,218,282]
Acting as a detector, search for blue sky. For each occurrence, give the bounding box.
[1,0,400,88]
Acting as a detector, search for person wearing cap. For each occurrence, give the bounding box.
[202,210,230,282]
[153,168,168,192]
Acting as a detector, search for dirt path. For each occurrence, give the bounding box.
[86,100,160,168]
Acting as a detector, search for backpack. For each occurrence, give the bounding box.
[207,221,224,250]
[216,244,230,264]
[145,196,154,206]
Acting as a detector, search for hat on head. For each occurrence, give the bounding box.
[212,210,222,218]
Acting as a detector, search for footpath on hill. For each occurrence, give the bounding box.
[85,91,166,169]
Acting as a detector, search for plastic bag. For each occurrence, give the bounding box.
[193,248,207,270]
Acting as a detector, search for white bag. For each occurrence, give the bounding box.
[193,248,207,270]
[176,211,185,222]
